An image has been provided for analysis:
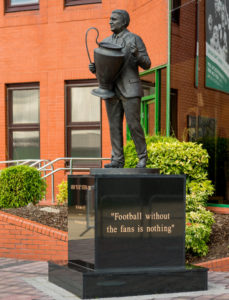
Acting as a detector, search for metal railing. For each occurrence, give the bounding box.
[0,159,50,168]
[0,157,110,203]
[38,157,110,203]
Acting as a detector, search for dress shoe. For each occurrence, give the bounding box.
[104,161,124,168]
[136,157,147,168]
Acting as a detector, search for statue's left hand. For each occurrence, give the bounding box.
[128,36,138,58]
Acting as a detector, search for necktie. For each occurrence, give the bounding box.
[114,35,119,44]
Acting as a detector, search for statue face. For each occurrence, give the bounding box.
[109,13,125,34]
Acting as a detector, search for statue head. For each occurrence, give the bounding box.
[109,9,130,34]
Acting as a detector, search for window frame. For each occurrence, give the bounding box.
[65,80,101,168]
[7,83,40,160]
[65,0,101,7]
[5,0,39,13]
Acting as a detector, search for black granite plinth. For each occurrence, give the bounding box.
[49,261,208,299]
[49,170,208,298]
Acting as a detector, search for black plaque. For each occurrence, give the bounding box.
[96,175,185,269]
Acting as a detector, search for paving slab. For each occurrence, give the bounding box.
[0,258,229,300]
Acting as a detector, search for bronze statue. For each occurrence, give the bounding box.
[88,9,151,168]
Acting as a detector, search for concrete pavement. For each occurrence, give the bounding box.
[0,257,229,300]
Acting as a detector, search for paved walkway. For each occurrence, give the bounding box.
[0,258,229,300]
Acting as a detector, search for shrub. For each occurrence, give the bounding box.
[0,165,47,208]
[125,135,177,168]
[186,180,214,209]
[124,135,215,256]
[56,180,68,205]
[185,221,212,256]
[185,205,215,256]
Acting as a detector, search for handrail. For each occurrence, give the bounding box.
[38,157,109,171]
[30,160,49,167]
[42,167,91,179]
[0,159,50,167]
[38,157,110,203]
[0,159,49,165]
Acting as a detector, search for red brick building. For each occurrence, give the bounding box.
[170,0,229,202]
[0,0,228,203]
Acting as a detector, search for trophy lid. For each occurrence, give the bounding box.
[99,42,123,50]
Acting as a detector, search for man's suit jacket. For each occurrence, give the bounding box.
[102,29,151,99]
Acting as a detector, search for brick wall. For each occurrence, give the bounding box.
[207,206,229,215]
[170,0,229,140]
[196,257,229,272]
[0,0,168,202]
[0,211,67,261]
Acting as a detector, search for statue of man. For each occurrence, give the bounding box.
[89,9,151,168]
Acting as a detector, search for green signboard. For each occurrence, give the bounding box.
[206,0,229,93]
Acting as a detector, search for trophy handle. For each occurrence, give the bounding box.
[85,27,100,64]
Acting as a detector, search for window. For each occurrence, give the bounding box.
[5,0,39,13]
[7,83,40,160]
[141,81,155,136]
[66,80,101,167]
[172,0,181,24]
[65,0,101,7]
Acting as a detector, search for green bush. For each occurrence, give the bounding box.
[125,135,178,168]
[186,206,214,256]
[186,180,214,209]
[56,180,68,204]
[0,165,47,208]
[124,135,215,256]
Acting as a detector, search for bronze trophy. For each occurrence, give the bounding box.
[85,27,125,99]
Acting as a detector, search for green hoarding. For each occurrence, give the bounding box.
[206,0,229,93]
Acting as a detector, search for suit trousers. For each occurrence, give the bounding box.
[105,96,147,164]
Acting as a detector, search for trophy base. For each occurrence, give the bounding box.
[91,87,115,99]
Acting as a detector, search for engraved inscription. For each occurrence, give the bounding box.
[105,211,176,235]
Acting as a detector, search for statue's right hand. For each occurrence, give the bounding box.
[89,63,96,74]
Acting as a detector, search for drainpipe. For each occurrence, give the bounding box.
[195,0,199,88]
[166,0,172,136]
